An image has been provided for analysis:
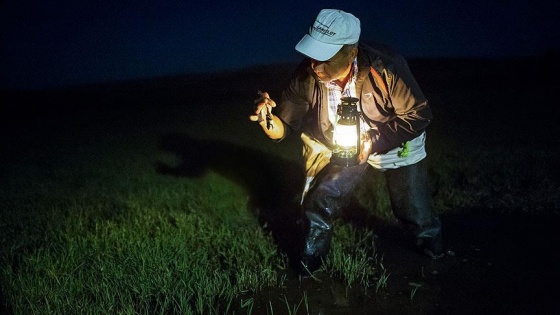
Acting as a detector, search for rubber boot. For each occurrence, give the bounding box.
[300,163,370,273]
[383,159,443,259]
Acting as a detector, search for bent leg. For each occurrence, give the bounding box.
[384,159,443,258]
[300,163,369,271]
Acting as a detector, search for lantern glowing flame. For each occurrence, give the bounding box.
[331,97,360,167]
[333,124,358,148]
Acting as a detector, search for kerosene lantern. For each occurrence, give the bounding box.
[331,97,360,167]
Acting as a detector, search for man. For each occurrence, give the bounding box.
[250,9,443,272]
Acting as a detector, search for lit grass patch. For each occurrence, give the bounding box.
[0,137,287,314]
[321,223,382,290]
[2,173,287,314]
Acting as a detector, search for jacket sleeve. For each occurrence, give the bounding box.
[274,62,312,140]
[369,56,432,154]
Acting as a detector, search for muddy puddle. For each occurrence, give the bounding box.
[239,208,560,314]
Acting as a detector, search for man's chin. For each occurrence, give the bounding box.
[316,74,330,82]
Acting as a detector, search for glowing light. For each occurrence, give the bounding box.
[331,97,360,167]
[334,124,358,148]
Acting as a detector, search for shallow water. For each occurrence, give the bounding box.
[239,208,560,314]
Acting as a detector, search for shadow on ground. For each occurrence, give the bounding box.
[155,132,306,267]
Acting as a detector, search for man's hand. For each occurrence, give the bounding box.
[358,134,373,164]
[249,90,284,140]
[250,91,276,125]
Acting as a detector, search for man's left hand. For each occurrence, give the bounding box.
[358,136,372,164]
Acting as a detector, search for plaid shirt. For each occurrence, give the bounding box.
[323,58,368,135]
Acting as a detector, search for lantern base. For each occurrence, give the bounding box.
[331,153,359,167]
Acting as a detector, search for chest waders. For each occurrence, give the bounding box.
[299,158,442,274]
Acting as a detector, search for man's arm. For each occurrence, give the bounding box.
[370,56,432,154]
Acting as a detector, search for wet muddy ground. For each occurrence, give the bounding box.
[248,208,560,314]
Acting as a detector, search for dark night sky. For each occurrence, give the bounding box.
[1,0,558,90]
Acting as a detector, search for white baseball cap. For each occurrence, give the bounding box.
[295,9,361,61]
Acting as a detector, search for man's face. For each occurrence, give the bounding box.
[310,46,356,82]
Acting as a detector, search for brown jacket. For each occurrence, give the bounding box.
[275,42,432,154]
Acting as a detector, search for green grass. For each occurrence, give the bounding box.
[322,224,379,289]
[0,138,285,314]
[0,120,388,314]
